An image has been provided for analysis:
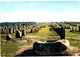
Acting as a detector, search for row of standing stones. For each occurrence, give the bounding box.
[5,25,44,41]
[1,24,80,55]
[50,25,65,39]
[33,25,80,55]
[33,25,67,55]
[70,26,80,32]
[6,29,26,41]
[4,25,27,41]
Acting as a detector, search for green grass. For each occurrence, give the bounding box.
[66,27,80,49]
[1,33,19,57]
[69,38,80,49]
[26,26,60,40]
[66,29,80,39]
[1,41,19,57]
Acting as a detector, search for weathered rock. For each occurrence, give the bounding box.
[9,28,13,34]
[30,28,38,33]
[60,26,65,39]
[22,29,26,36]
[70,27,74,32]
[6,34,12,41]
[30,28,33,33]
[65,26,70,29]
[33,39,70,55]
[13,28,16,33]
[18,26,22,30]
[16,30,22,38]
[79,26,80,32]
[1,28,4,32]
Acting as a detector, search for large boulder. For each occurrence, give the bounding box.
[6,34,12,41]
[33,39,70,55]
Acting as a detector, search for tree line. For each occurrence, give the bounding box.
[0,22,37,26]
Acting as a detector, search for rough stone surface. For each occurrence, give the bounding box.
[60,26,65,39]
[33,39,70,55]
[79,26,80,32]
[13,28,16,33]
[6,34,12,41]
[9,28,13,34]
[16,30,22,38]
[22,29,26,36]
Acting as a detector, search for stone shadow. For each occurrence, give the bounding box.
[15,48,70,56]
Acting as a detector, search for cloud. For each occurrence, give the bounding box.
[1,10,80,22]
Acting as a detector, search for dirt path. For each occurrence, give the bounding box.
[16,45,33,55]
[69,46,80,56]
[15,35,37,55]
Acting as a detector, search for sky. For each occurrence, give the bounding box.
[0,1,80,22]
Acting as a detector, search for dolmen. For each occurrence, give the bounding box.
[33,39,70,55]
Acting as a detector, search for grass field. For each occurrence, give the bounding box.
[1,41,19,57]
[66,29,80,49]
[26,26,60,40]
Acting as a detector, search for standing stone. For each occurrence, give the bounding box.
[79,26,80,32]
[35,28,39,32]
[65,26,70,29]
[5,26,8,29]
[70,27,74,32]
[18,26,22,30]
[30,28,35,33]
[60,26,65,39]
[16,30,22,38]
[1,28,4,32]
[30,29,33,33]
[9,28,13,34]
[6,34,12,41]
[15,26,18,30]
[72,27,74,31]
[13,28,15,33]
[18,26,20,30]
[22,29,26,36]
[23,25,25,28]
